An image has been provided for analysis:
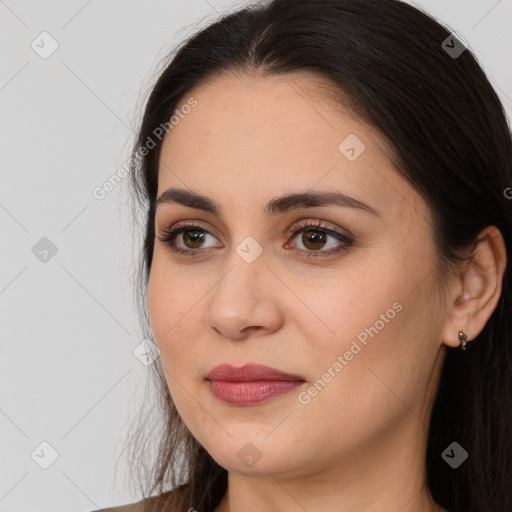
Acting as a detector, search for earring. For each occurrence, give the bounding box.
[458,330,469,351]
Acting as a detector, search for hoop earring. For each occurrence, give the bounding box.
[458,330,470,351]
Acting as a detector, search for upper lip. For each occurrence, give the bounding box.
[206,363,305,382]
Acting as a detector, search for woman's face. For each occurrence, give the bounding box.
[147,72,449,479]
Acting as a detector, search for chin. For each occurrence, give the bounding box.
[200,432,306,476]
[214,451,297,476]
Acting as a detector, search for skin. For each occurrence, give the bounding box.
[147,71,507,512]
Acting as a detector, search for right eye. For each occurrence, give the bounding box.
[156,223,222,255]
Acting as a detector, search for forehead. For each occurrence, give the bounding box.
[156,72,423,221]
[161,71,374,156]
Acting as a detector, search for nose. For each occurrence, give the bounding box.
[205,255,284,342]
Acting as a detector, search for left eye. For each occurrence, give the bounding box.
[285,221,354,258]
[156,221,354,258]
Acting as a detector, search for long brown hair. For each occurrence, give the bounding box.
[121,1,512,511]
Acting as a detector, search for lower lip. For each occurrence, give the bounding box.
[208,379,304,405]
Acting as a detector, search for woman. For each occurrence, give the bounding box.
[95,0,512,510]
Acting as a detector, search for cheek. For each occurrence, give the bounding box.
[147,259,209,381]
[147,266,173,343]
[300,256,402,352]
[147,266,206,427]
[147,253,199,340]
[147,263,186,371]
[299,244,425,367]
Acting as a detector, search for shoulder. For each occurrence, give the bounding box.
[91,490,176,512]
[91,502,142,512]
[92,504,141,512]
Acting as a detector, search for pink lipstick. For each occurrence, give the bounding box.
[206,363,305,406]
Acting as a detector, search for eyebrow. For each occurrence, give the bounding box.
[155,188,380,217]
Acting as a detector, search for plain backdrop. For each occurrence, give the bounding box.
[1,0,511,511]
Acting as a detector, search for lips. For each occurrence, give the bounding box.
[206,364,306,405]
[206,363,305,382]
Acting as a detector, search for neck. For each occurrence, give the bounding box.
[213,413,448,512]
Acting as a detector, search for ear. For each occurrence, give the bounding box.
[441,225,507,349]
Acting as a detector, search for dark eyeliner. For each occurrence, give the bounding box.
[156,220,354,258]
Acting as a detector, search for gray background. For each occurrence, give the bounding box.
[1,1,511,511]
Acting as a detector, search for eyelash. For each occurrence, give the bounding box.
[156,220,354,259]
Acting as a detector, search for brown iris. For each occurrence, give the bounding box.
[301,230,327,251]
